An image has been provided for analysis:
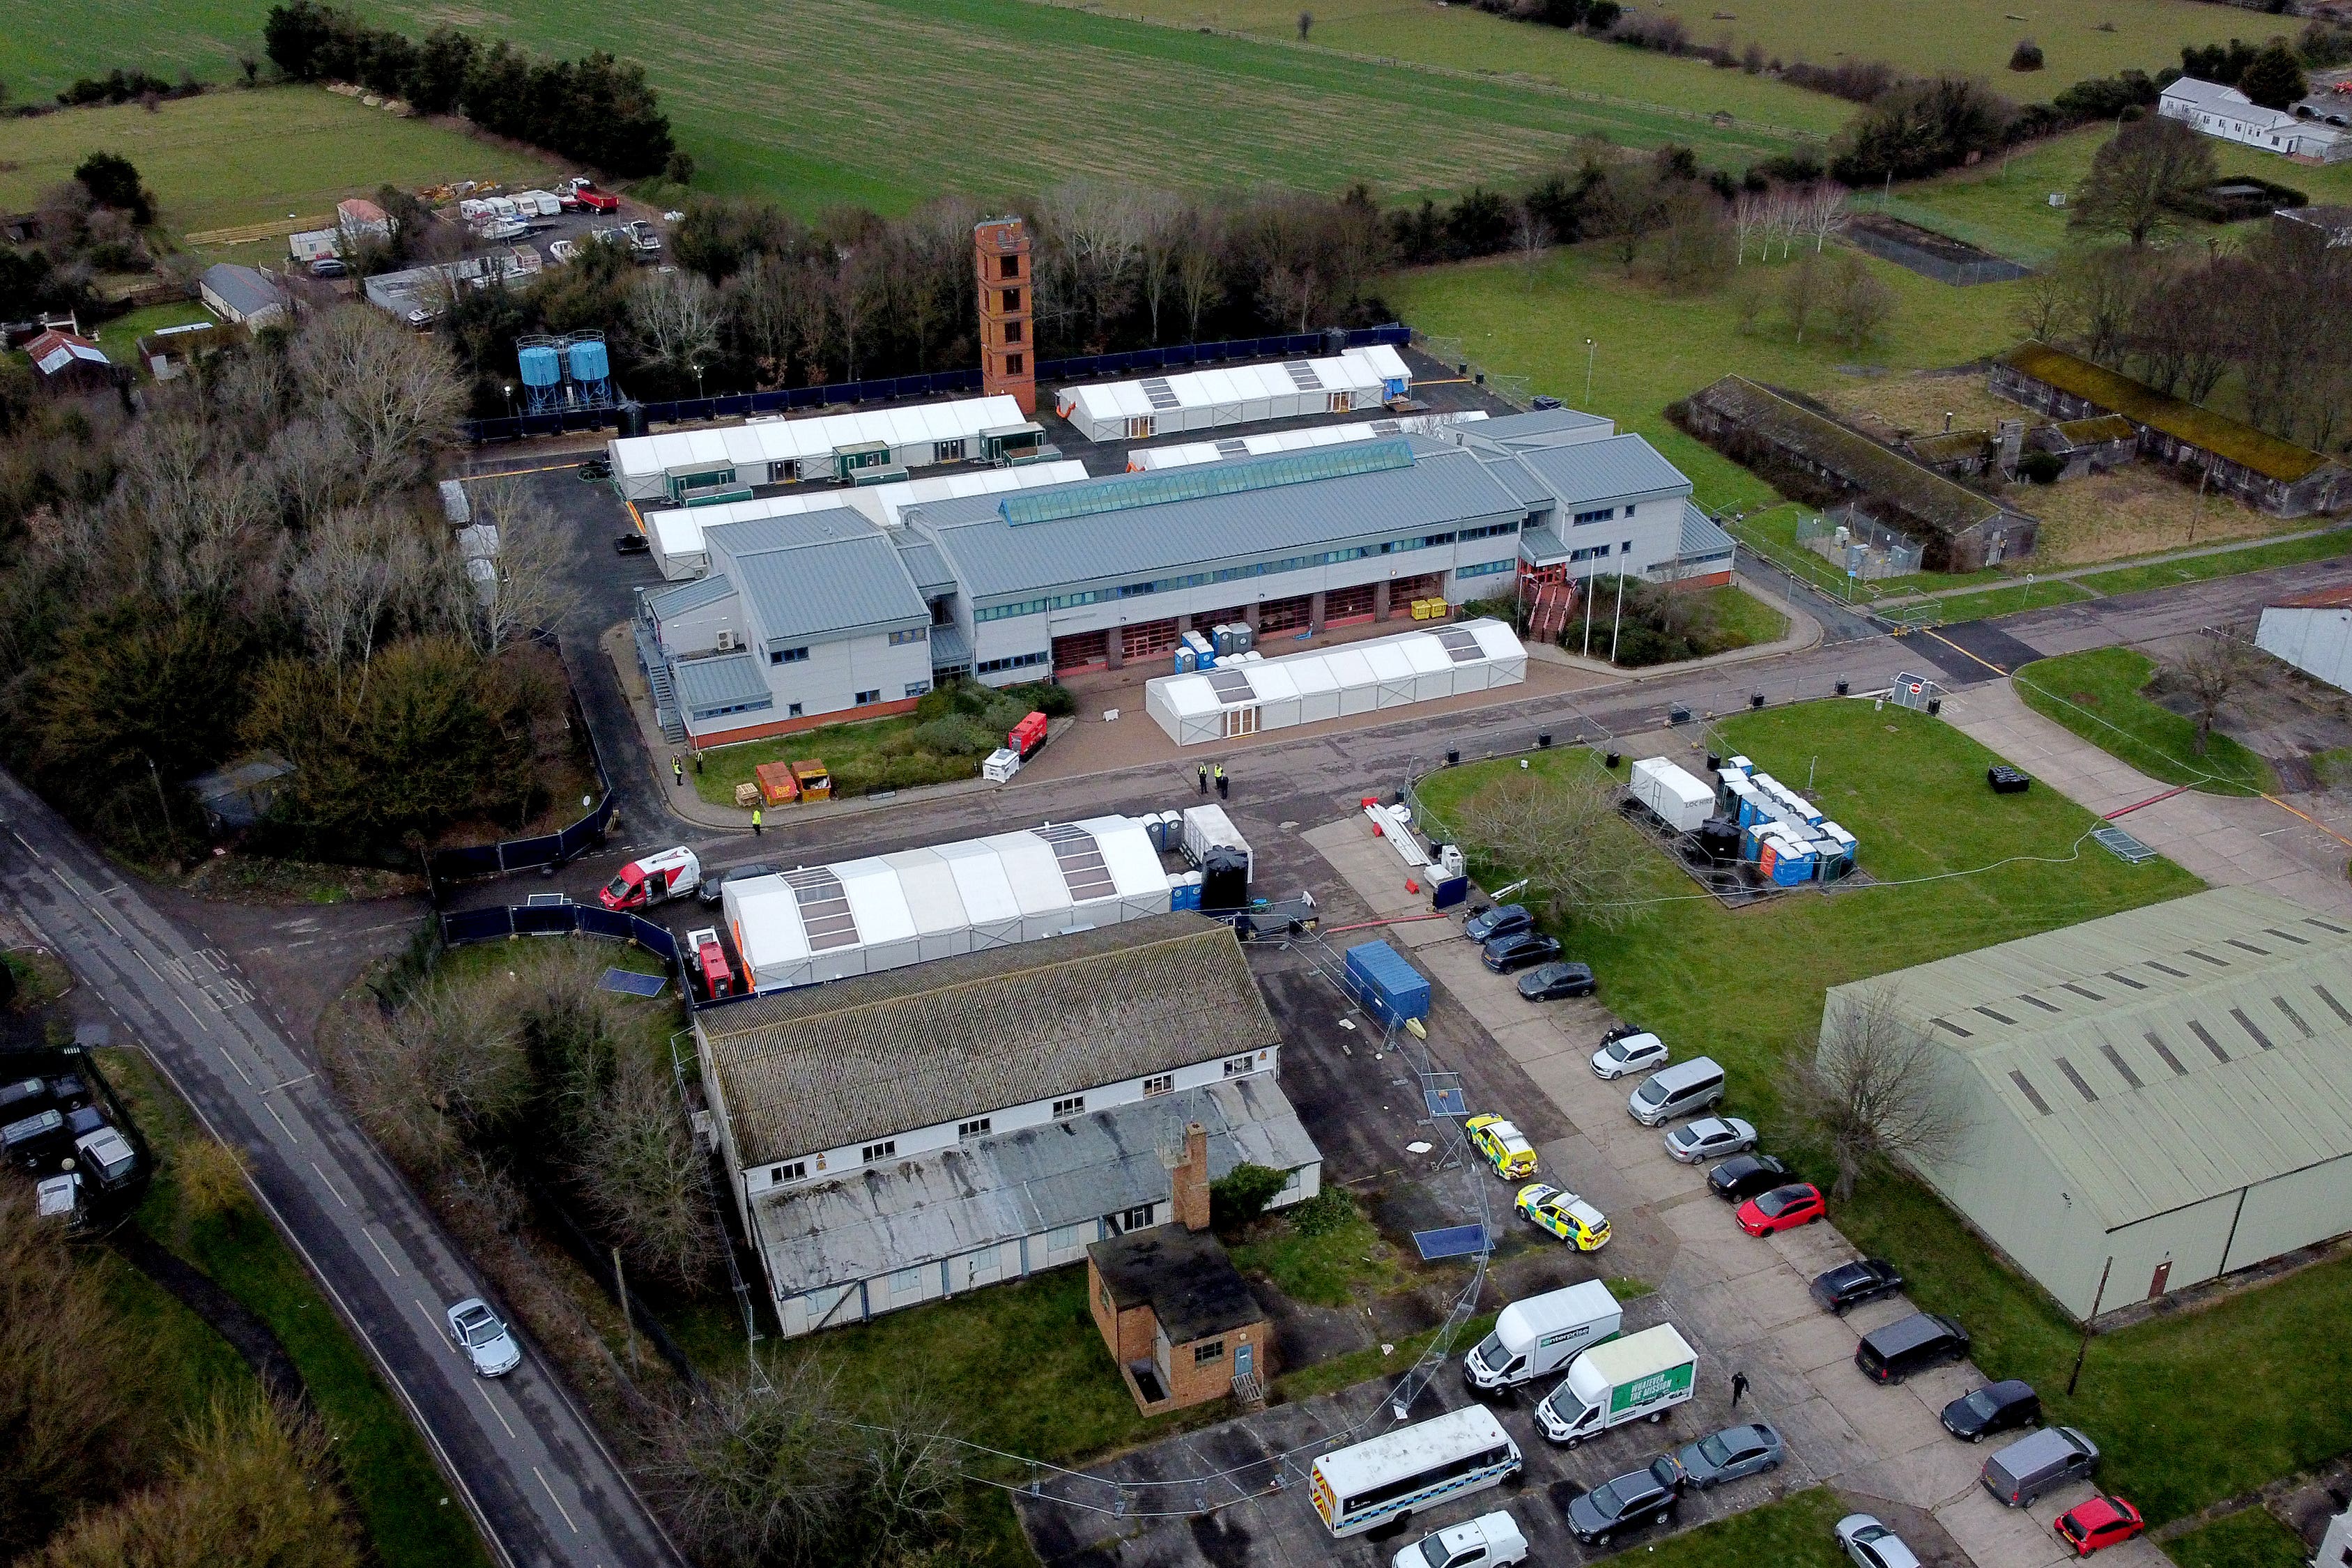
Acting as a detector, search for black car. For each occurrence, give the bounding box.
[613,532,651,555]
[1600,1022,1647,1046]
[1811,1258,1906,1315]
[1562,1456,1682,1546]
[698,861,779,907]
[577,457,613,479]
[1940,1379,2041,1443]
[1482,930,1562,974]
[1517,961,1596,1001]
[1706,1153,1792,1204]
[1463,903,1534,943]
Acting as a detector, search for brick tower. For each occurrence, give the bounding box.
[974,217,1036,417]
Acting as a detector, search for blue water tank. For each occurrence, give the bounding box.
[518,344,561,388]
[568,338,610,383]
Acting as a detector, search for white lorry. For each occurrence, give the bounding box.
[1463,1280,1622,1392]
[1534,1323,1698,1447]
[1629,758,1716,833]
[1181,802,1252,879]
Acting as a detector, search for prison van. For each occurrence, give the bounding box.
[1310,1405,1522,1537]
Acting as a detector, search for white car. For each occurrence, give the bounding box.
[1666,1116,1757,1164]
[1590,1031,1668,1079]
[1836,1513,1922,1568]
[446,1298,521,1377]
[1393,1509,1529,1568]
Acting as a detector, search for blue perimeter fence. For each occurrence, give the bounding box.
[439,901,679,962]
[459,325,1413,443]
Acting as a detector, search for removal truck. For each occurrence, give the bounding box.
[1534,1323,1698,1446]
[1629,758,1716,833]
[1463,1280,1622,1392]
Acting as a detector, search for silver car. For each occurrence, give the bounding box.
[1836,1514,1922,1568]
[1665,1116,1757,1164]
[446,1298,521,1377]
[1673,1422,1785,1489]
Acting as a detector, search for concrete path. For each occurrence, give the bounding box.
[1938,679,2352,916]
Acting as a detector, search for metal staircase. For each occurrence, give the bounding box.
[634,619,687,744]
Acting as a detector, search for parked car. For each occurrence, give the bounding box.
[0,1077,50,1117]
[1810,1258,1906,1315]
[1627,1056,1725,1124]
[1517,961,1595,1001]
[613,532,650,555]
[1466,1115,1538,1181]
[1590,1029,1668,1079]
[1514,1183,1611,1251]
[1481,931,1561,974]
[1673,1422,1785,1490]
[1836,1513,1922,1568]
[1857,1312,1970,1385]
[1463,904,1534,943]
[699,861,779,908]
[307,255,348,278]
[2055,1496,2144,1556]
[1706,1153,1791,1203]
[1391,1509,1529,1568]
[445,1298,521,1377]
[1665,1116,1756,1164]
[1561,1457,1680,1546]
[1982,1426,2100,1508]
[1940,1379,2040,1443]
[1736,1182,1825,1236]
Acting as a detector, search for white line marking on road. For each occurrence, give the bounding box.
[477,1382,519,1440]
[217,1046,255,1086]
[365,1228,402,1277]
[266,1072,316,1095]
[416,1298,443,1337]
[532,1467,581,1534]
[309,1160,351,1208]
[265,1100,295,1141]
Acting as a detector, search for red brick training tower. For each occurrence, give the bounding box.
[974,217,1036,417]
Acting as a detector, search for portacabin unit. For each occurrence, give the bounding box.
[1344,941,1431,1028]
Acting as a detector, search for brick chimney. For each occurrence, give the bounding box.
[1172,1122,1210,1232]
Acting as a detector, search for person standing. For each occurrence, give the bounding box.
[1214,763,1227,799]
[672,755,684,788]
[1197,762,1209,795]
[1730,1370,1750,1410]
[751,805,763,837]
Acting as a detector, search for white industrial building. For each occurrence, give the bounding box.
[718,813,1171,993]
[1125,411,1487,471]
[2255,585,2352,693]
[639,460,1089,580]
[1144,620,1526,745]
[2159,76,2349,162]
[1827,887,2352,1319]
[605,395,1033,502]
[1056,345,1413,443]
[695,914,1322,1335]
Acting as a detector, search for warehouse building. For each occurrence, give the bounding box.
[1824,887,2352,1319]
[696,913,1321,1336]
[2257,585,2352,693]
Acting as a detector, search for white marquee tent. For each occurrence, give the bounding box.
[1125,411,1486,472]
[606,395,1026,501]
[640,461,1090,580]
[1144,620,1525,746]
[719,815,1171,993]
[1056,346,1412,443]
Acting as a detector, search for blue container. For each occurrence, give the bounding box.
[567,337,610,383]
[517,344,561,388]
[1344,941,1431,1027]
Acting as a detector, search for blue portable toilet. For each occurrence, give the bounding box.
[1344,941,1431,1027]
[1176,647,1195,674]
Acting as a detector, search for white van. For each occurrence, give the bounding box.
[1463,1280,1622,1392]
[1628,1056,1726,1125]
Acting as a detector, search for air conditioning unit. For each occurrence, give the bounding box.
[715,630,739,652]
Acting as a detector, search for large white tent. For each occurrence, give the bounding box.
[1056,346,1412,443]
[1144,620,1525,746]
[640,461,1090,581]
[1125,410,1486,472]
[719,815,1171,993]
[607,396,1026,502]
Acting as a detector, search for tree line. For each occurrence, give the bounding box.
[262,1,677,178]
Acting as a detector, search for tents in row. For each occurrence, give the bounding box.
[606,396,1027,502]
[1125,410,1486,472]
[1143,620,1526,746]
[1056,346,1411,444]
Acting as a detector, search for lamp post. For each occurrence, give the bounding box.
[692,362,705,401]
[500,383,514,417]
[1583,337,1596,407]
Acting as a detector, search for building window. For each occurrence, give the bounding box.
[1223,1054,1260,1078]
[957,1116,992,1139]
[1004,319,1023,344]
[1052,1095,1085,1119]
[861,1139,898,1164]
[1001,286,1022,311]
[769,1160,806,1184]
[1568,544,1612,563]
[905,682,928,699]
[771,646,809,664]
[999,254,1020,280]
[787,702,803,717]
[890,1266,926,1296]
[934,439,964,463]
[1456,559,1513,578]
[1121,1204,1153,1231]
[1099,1279,1113,1314]
[1622,539,1634,558]
[1142,1073,1174,1096]
[888,627,927,645]
[1006,352,1024,376]
[1624,502,1637,516]
[1194,1339,1225,1366]
[976,650,1050,673]
[854,689,880,705]
[1573,506,1617,525]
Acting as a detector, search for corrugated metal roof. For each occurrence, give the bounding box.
[1679,500,1737,558]
[1831,887,2352,1228]
[671,650,771,711]
[1459,407,1615,447]
[710,523,929,642]
[200,263,284,318]
[1519,525,1572,565]
[1510,433,1690,510]
[928,622,972,666]
[647,571,735,618]
[894,537,956,593]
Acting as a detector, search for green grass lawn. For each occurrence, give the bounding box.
[1918,577,2093,622]
[1696,581,1791,650]
[88,300,215,363]
[0,89,558,245]
[2075,527,2352,597]
[691,712,985,805]
[101,1047,491,1568]
[2013,647,2277,794]
[1226,1190,1417,1307]
[1636,1487,1851,1568]
[2165,1508,2314,1568]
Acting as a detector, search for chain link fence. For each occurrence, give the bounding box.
[1795,505,1925,581]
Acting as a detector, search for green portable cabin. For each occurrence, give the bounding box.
[831,440,893,482]
[980,422,1051,466]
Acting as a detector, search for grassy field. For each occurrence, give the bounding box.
[2165,1509,2314,1568]
[2013,646,2277,794]
[0,89,558,245]
[1636,1487,1851,1568]
[2077,526,2352,596]
[1916,576,2093,622]
[691,712,985,806]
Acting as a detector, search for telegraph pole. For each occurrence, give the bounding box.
[2066,1256,2112,1396]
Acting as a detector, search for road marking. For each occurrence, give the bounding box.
[264,1100,296,1141]
[416,1298,445,1337]
[477,1381,519,1440]
[265,1071,316,1095]
[533,1467,581,1533]
[217,1045,256,1086]
[365,1227,402,1277]
[309,1160,351,1208]
[1923,627,2009,677]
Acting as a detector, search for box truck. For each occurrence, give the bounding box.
[1181,803,1252,879]
[1535,1323,1698,1446]
[1463,1280,1622,1392]
[1629,759,1716,833]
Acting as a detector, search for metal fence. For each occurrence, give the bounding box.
[1794,505,1925,581]
[439,901,680,962]
[459,324,1413,443]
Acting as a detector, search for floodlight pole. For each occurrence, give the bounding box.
[1610,569,1626,664]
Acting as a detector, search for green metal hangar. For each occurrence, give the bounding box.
[1827,888,2352,1319]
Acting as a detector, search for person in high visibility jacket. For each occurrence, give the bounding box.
[751,806,763,836]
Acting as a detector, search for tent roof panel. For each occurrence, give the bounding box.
[878,849,969,934]
[933,838,1025,925]
[833,859,920,945]
[987,832,1075,914]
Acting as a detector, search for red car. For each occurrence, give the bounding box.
[573,183,620,213]
[2054,1497,2144,1557]
[1736,1181,1826,1236]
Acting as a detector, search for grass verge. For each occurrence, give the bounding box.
[1917,578,2093,623]
[691,712,982,805]
[1635,1486,1850,1568]
[2162,1508,2312,1568]
[1226,1190,1412,1308]
[2076,528,2352,597]
[2013,647,2277,795]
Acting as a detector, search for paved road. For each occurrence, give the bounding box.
[0,769,679,1568]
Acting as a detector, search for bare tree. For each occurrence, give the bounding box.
[2011,266,2073,344]
[1652,183,1729,292]
[1514,202,1553,285]
[455,476,578,654]
[2054,245,2151,367]
[1798,181,1852,253]
[644,1361,862,1568]
[1594,165,1663,277]
[2070,114,2217,248]
[1829,251,1896,346]
[2166,632,2257,757]
[286,305,466,492]
[1783,250,1822,344]
[1039,182,1146,348]
[1174,210,1226,341]
[1784,985,1971,1201]
[1730,189,1769,265]
[629,268,723,378]
[1134,192,1190,344]
[1445,767,1653,930]
[573,1050,723,1288]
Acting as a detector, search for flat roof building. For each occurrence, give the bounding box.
[2256,584,2352,693]
[199,263,287,329]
